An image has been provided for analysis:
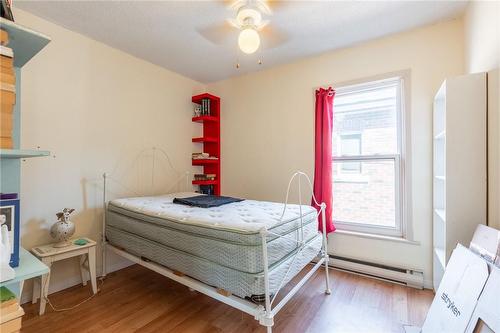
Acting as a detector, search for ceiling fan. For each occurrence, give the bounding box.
[197,0,288,55]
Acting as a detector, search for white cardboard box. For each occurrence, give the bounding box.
[469,224,500,265]
[405,225,500,333]
[465,266,500,333]
[420,244,490,333]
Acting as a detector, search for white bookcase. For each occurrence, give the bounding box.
[432,72,487,290]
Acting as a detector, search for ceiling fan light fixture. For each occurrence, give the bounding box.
[238,28,260,54]
[236,7,262,27]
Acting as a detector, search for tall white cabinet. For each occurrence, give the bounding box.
[433,72,487,290]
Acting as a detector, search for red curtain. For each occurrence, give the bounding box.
[312,87,336,234]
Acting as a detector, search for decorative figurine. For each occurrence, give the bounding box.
[0,215,15,282]
[194,104,202,117]
[50,208,75,248]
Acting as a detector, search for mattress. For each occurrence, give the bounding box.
[108,193,318,240]
[106,193,319,273]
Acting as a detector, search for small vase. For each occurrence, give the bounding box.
[50,220,75,248]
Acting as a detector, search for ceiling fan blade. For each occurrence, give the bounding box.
[262,0,292,14]
[227,0,247,11]
[260,25,288,50]
[197,22,238,46]
[255,0,273,15]
[256,20,270,31]
[227,18,241,29]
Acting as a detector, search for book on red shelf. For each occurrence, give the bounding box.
[194,174,217,180]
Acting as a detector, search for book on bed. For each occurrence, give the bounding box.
[173,195,243,208]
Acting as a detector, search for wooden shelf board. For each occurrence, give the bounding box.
[192,116,219,123]
[192,180,218,185]
[192,159,219,165]
[0,149,50,159]
[0,18,51,68]
[192,137,218,143]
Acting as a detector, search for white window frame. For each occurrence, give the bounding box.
[332,71,412,239]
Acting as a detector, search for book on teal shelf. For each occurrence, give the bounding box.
[0,286,15,302]
[0,193,17,200]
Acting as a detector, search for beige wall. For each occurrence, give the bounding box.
[13,8,204,301]
[464,0,500,230]
[208,19,465,287]
[464,1,500,73]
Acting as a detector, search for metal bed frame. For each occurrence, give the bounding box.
[100,149,330,333]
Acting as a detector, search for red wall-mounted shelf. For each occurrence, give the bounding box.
[192,180,219,185]
[192,116,219,123]
[192,159,219,165]
[192,137,219,143]
[192,93,220,195]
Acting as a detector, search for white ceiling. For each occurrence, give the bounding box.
[15,1,467,83]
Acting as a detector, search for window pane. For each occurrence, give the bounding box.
[341,161,361,173]
[340,134,362,173]
[333,160,396,228]
[340,134,361,155]
[333,82,398,156]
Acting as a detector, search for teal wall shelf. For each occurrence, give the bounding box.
[0,149,50,159]
[0,248,49,297]
[0,21,50,196]
[0,18,51,67]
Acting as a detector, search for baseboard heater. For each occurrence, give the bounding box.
[328,255,424,289]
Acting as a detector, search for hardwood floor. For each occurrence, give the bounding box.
[21,264,434,333]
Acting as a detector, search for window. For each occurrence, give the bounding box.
[332,74,409,237]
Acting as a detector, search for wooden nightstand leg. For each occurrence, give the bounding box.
[39,271,50,315]
[39,259,51,315]
[80,255,88,286]
[88,247,97,294]
[32,277,40,304]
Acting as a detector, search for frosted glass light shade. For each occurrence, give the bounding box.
[238,28,260,54]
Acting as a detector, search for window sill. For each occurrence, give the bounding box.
[333,229,420,245]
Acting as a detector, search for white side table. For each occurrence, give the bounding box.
[31,237,97,315]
